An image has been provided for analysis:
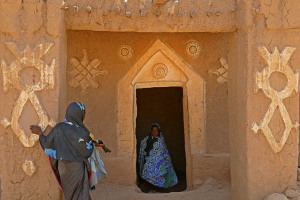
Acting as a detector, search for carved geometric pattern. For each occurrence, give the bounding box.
[251,46,299,153]
[22,159,36,176]
[118,45,133,61]
[186,40,201,58]
[153,63,168,79]
[0,43,56,147]
[209,57,228,84]
[67,49,108,95]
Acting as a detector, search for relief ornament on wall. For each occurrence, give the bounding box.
[251,46,299,153]
[118,45,133,61]
[209,57,228,84]
[68,49,108,95]
[153,63,168,79]
[186,40,201,58]
[0,43,56,148]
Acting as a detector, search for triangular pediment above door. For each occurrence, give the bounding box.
[119,39,202,86]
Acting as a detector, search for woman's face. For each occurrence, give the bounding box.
[151,127,159,138]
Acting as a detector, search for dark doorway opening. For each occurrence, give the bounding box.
[136,87,187,193]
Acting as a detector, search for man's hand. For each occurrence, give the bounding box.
[30,125,42,135]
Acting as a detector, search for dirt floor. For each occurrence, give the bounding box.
[91,179,230,200]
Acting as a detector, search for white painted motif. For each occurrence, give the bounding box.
[22,159,36,176]
[0,43,56,147]
[68,49,108,95]
[251,46,299,153]
[209,57,228,84]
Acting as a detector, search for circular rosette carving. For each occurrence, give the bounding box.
[186,40,201,58]
[153,63,168,79]
[118,45,133,61]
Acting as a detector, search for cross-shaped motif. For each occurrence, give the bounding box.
[209,57,228,84]
[251,46,299,153]
[0,42,56,147]
[68,49,108,95]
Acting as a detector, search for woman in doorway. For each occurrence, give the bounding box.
[30,102,105,200]
[138,123,178,191]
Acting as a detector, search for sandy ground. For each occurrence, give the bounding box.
[91,179,231,200]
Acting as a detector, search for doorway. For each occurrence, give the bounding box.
[136,87,187,193]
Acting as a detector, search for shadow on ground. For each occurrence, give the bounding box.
[91,179,230,200]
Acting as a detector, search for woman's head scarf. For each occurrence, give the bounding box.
[150,123,161,136]
[40,102,94,161]
[65,102,90,134]
[145,123,162,156]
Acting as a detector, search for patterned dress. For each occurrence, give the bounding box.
[139,135,178,188]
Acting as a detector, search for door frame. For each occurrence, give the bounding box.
[134,82,191,187]
[117,39,205,188]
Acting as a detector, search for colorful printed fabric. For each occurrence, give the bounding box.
[89,149,107,189]
[86,141,93,150]
[44,148,57,159]
[139,135,178,188]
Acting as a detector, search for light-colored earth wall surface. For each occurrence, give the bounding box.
[0,0,300,199]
